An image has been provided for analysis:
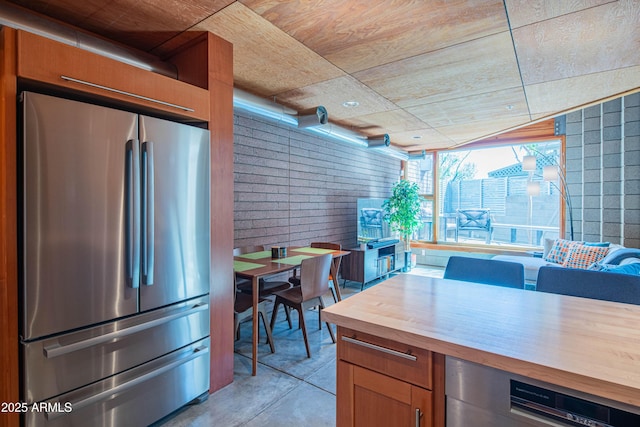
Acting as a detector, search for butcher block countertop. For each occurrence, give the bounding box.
[322,274,640,407]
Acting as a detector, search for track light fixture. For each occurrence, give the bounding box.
[366,134,390,148]
[297,106,328,128]
[407,150,427,161]
[232,88,412,159]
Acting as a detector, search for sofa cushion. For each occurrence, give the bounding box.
[600,263,640,275]
[492,255,559,282]
[544,239,579,264]
[562,243,609,269]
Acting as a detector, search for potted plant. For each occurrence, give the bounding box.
[382,180,424,271]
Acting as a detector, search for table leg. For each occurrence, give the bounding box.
[252,276,259,376]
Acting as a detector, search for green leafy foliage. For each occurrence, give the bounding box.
[382,180,425,248]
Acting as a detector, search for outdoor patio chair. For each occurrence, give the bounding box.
[360,208,383,239]
[455,209,493,244]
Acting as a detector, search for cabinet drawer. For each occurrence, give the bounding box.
[338,328,432,390]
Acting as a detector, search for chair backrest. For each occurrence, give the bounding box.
[300,254,333,300]
[444,256,525,289]
[310,242,341,251]
[233,245,265,256]
[536,266,640,304]
[456,209,491,231]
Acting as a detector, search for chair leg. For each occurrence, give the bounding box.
[258,307,276,353]
[284,306,294,329]
[269,297,281,332]
[296,302,311,358]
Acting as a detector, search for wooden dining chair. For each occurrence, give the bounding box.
[288,242,342,302]
[270,254,336,358]
[234,245,291,297]
[234,276,275,353]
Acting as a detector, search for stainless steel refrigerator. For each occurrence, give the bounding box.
[19,92,211,426]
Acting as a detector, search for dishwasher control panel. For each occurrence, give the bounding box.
[510,380,640,427]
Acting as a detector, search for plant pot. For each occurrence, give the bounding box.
[404,251,412,272]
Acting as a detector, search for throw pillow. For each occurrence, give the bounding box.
[563,244,609,269]
[544,239,579,264]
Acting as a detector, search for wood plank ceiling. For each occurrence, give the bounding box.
[7,0,640,152]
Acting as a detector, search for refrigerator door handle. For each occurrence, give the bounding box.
[44,344,209,421]
[42,302,208,358]
[141,141,155,286]
[125,139,141,288]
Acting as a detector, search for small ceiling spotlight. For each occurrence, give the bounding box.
[342,100,359,108]
[407,150,427,161]
[297,106,328,128]
[366,134,390,148]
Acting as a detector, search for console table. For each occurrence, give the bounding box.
[341,241,405,288]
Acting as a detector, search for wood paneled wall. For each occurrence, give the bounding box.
[233,110,401,250]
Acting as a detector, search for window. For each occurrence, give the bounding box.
[406,141,563,247]
[405,154,434,241]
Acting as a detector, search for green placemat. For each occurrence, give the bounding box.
[234,260,265,272]
[275,254,313,265]
[290,247,334,254]
[237,250,271,260]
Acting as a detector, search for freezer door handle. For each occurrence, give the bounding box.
[125,139,141,288]
[42,302,208,358]
[141,141,155,285]
[44,344,209,421]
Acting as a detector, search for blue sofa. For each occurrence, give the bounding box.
[493,243,640,283]
[536,265,640,305]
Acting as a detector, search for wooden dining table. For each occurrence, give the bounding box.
[233,246,350,375]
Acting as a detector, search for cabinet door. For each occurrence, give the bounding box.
[338,361,432,427]
[363,249,378,283]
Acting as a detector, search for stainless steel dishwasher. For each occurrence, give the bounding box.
[445,356,640,427]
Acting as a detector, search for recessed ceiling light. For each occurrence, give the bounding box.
[506,104,514,110]
[412,135,422,139]
[342,101,359,108]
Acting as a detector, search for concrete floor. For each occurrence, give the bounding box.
[157,266,444,427]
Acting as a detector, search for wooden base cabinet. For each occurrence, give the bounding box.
[336,327,443,427]
[338,361,432,427]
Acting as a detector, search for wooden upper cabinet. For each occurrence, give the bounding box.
[16,31,210,122]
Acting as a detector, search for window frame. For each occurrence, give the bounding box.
[404,119,566,250]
